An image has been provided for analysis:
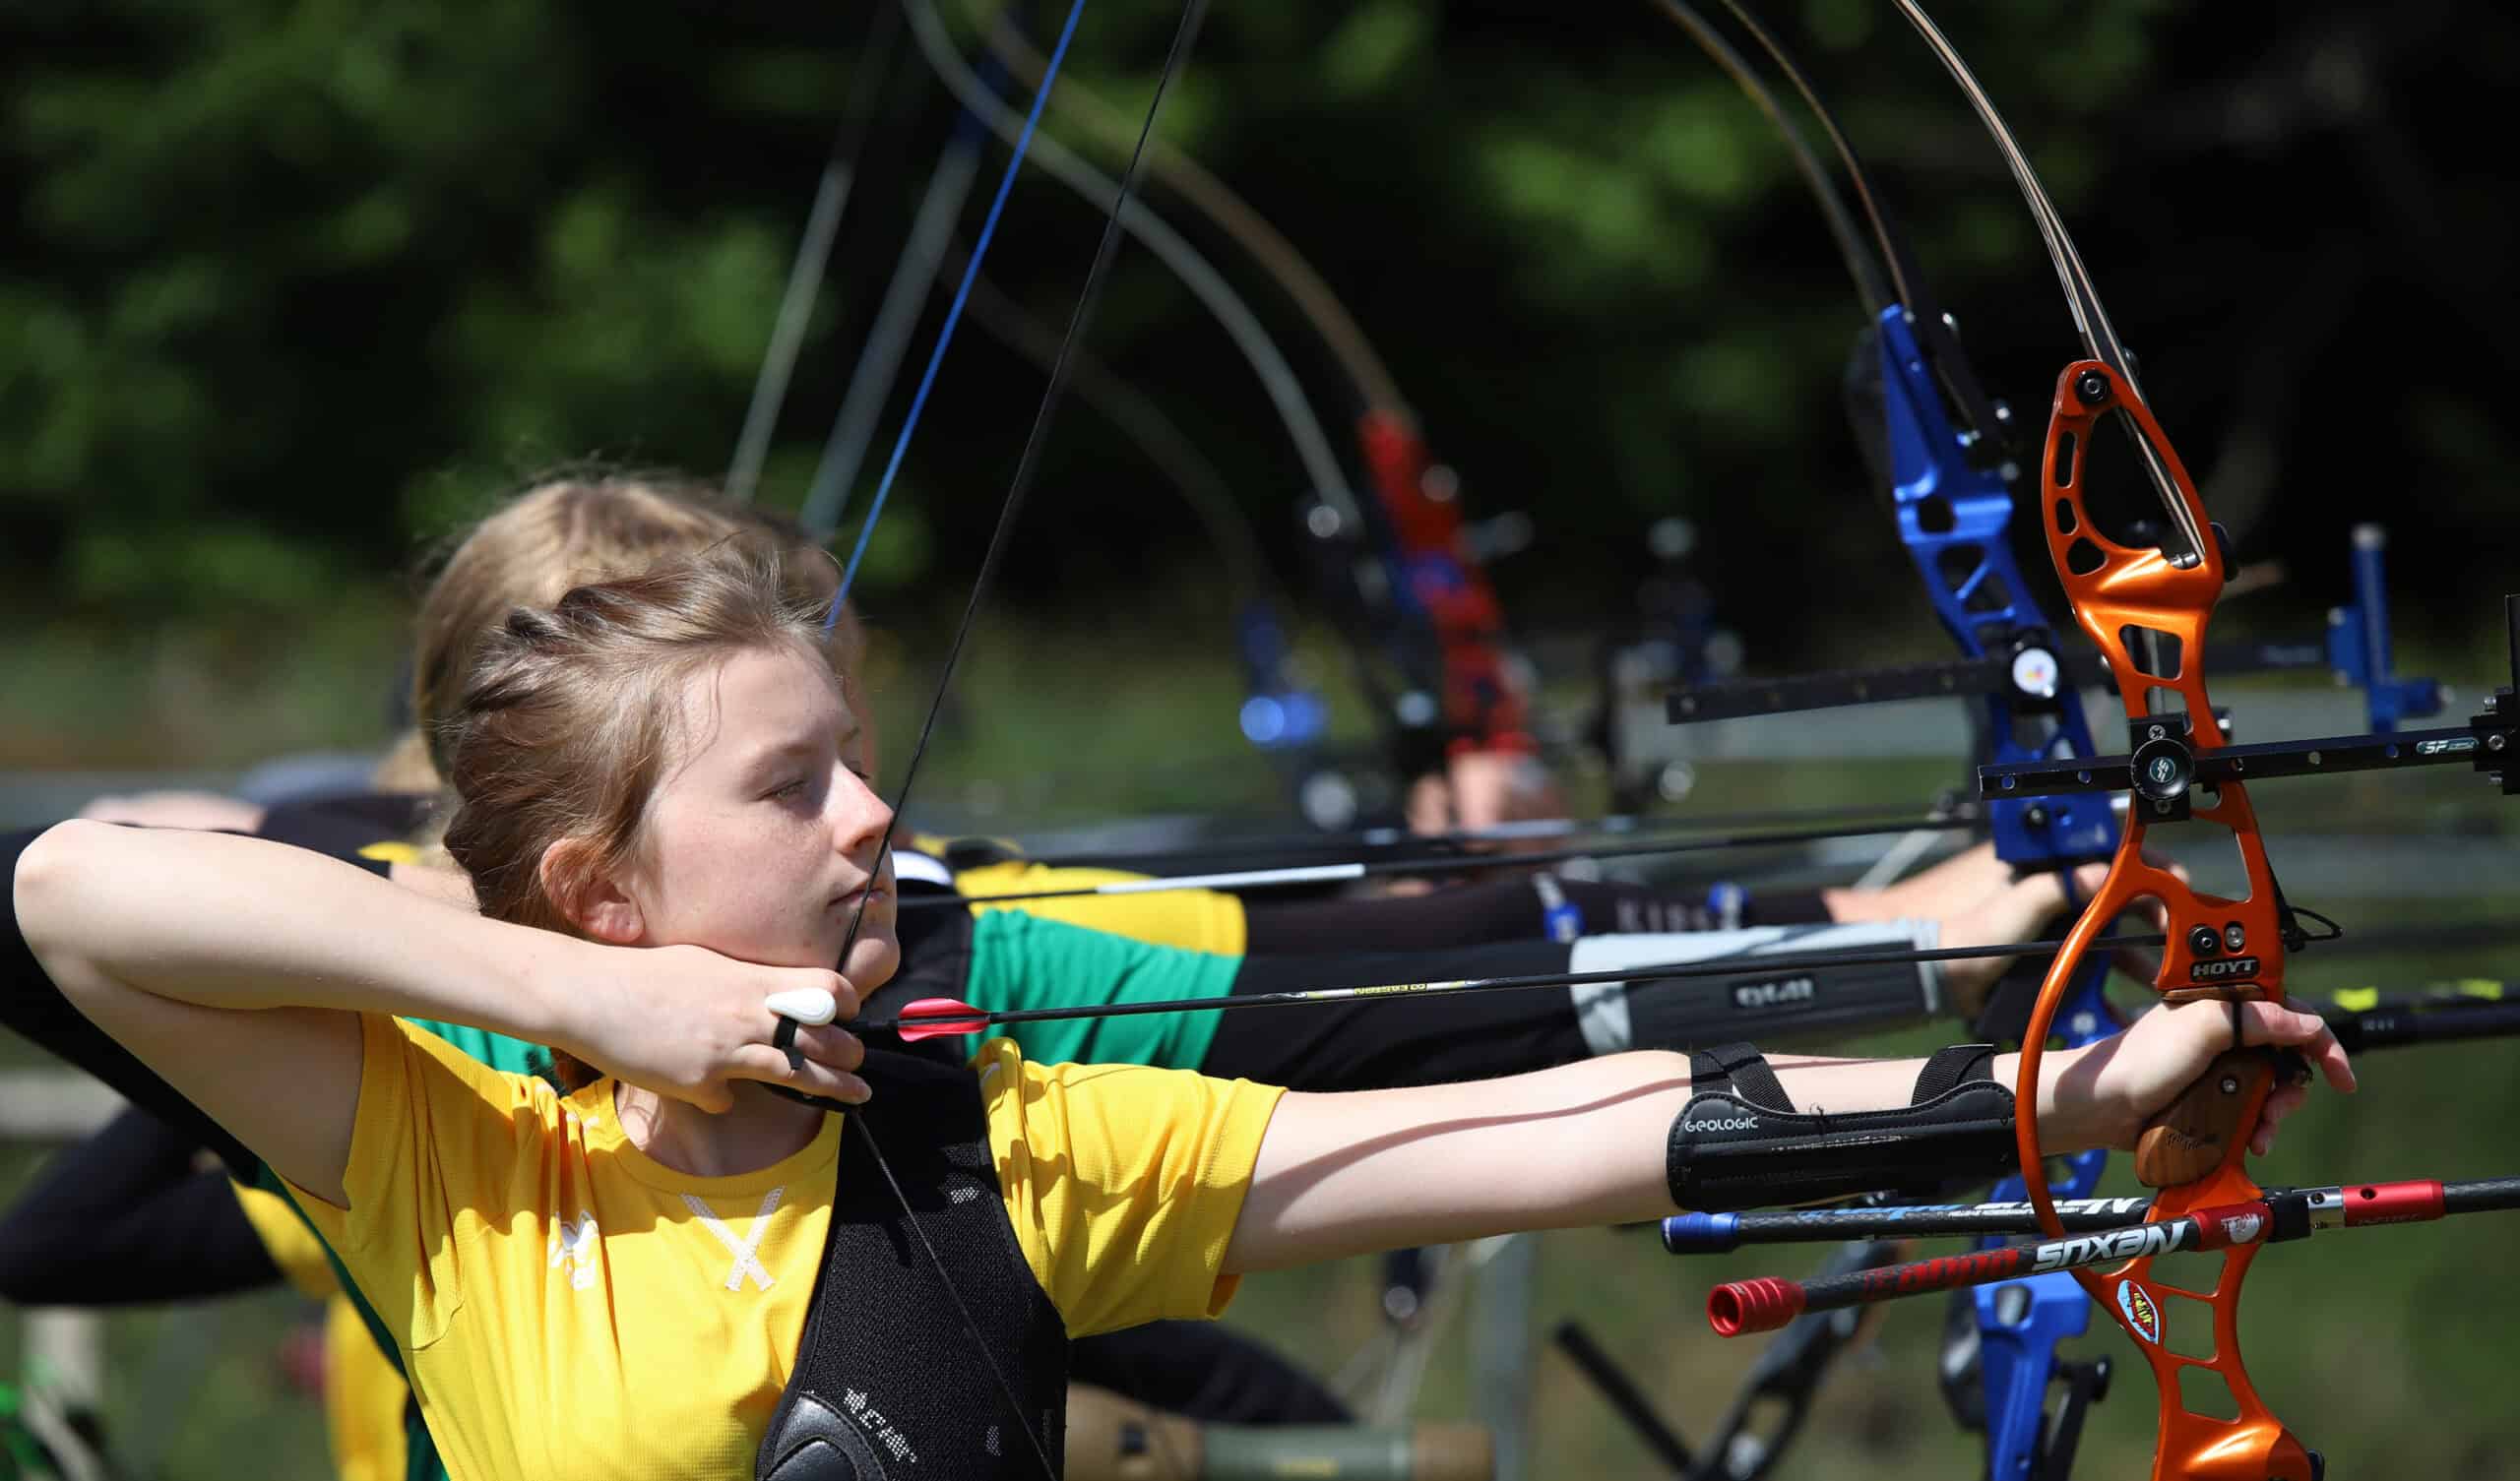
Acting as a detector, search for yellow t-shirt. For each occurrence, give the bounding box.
[950,859,1248,956]
[284,1015,1282,1481]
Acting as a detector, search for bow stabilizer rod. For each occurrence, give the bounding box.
[1707,1177,2520,1335]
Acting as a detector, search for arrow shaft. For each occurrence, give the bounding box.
[1709,1176,2520,1335]
[901,815,1981,910]
[869,931,2169,1035]
[1011,797,1980,874]
[1665,1196,2155,1252]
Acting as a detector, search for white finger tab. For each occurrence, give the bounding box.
[766,988,838,1025]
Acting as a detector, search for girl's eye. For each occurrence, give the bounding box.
[769,778,810,801]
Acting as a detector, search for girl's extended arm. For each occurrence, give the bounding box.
[1227,998,2352,1272]
[13,821,861,1204]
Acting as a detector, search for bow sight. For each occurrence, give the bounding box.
[1666,525,2451,741]
[1980,592,2519,816]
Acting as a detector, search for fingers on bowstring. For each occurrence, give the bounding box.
[729,1042,872,1105]
[735,1011,869,1079]
[786,1022,867,1075]
[2236,1000,2357,1093]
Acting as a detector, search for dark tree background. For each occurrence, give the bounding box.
[4,0,2511,663]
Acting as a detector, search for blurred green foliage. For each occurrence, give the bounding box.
[4,1,2514,658]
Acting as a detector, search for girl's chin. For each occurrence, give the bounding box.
[837,936,900,990]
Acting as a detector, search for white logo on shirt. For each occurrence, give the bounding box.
[547,1211,600,1290]
[681,1187,785,1292]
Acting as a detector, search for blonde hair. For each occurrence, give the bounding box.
[438,544,832,1084]
[400,471,858,788]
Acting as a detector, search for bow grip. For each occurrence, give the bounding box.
[2131,1045,2309,1188]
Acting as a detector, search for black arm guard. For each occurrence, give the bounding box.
[1667,1043,2017,1212]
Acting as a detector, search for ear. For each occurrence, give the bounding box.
[539,836,647,945]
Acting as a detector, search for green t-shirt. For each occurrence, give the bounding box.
[965,909,1236,1071]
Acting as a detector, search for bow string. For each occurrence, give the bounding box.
[749,3,1217,1476]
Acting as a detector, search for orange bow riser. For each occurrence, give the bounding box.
[2009,360,2316,1481]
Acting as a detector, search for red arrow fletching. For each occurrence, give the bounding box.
[892,998,991,1042]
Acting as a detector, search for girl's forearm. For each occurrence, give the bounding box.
[16,820,573,1046]
[1234,1044,2099,1271]
[1234,1051,1690,1270]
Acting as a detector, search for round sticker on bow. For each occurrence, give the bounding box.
[2116,1281,2164,1345]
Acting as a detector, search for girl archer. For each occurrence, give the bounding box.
[15,544,2347,1479]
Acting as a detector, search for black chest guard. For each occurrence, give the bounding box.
[756,1048,1069,1480]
